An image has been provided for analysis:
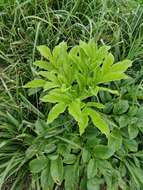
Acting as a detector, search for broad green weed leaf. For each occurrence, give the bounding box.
[98,86,119,95]
[41,166,54,190]
[94,45,111,68]
[33,60,53,70]
[68,99,82,123]
[41,90,71,103]
[82,148,91,163]
[128,124,139,139]
[29,158,48,173]
[50,156,64,185]
[111,59,132,72]
[25,144,39,159]
[24,79,46,88]
[134,150,143,158]
[99,72,128,83]
[94,145,114,159]
[38,71,57,81]
[47,102,67,124]
[87,178,102,190]
[108,129,122,151]
[44,81,60,91]
[79,112,89,135]
[68,99,89,135]
[102,53,114,73]
[119,115,130,128]
[87,159,97,179]
[63,154,76,164]
[113,100,129,115]
[76,72,86,92]
[124,139,138,152]
[86,102,105,109]
[37,45,52,60]
[87,108,110,136]
[64,163,79,190]
[103,102,113,114]
[35,119,47,135]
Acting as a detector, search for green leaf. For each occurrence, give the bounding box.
[87,108,110,137]
[47,102,67,124]
[108,129,122,151]
[44,144,56,154]
[64,163,79,190]
[40,90,70,103]
[44,81,59,91]
[37,45,52,60]
[87,159,97,179]
[76,72,86,92]
[68,99,82,123]
[63,154,76,164]
[93,45,110,68]
[82,148,91,163]
[38,71,57,81]
[132,166,143,185]
[86,102,105,109]
[102,53,114,73]
[98,59,132,84]
[33,60,53,70]
[136,107,143,118]
[119,115,130,128]
[113,100,129,115]
[41,166,54,190]
[26,144,39,159]
[94,145,114,159]
[98,86,119,95]
[87,178,102,190]
[29,158,48,173]
[78,112,89,135]
[50,157,64,185]
[35,119,47,135]
[134,150,143,158]
[137,119,143,133]
[99,72,128,83]
[103,102,113,114]
[124,139,138,152]
[111,59,132,72]
[128,124,139,139]
[24,79,46,88]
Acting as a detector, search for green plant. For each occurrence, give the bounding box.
[24,40,132,135]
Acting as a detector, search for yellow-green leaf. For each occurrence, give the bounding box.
[44,81,59,91]
[33,60,52,70]
[68,99,82,123]
[47,102,67,124]
[24,79,46,88]
[87,108,110,137]
[111,59,132,72]
[102,53,114,73]
[37,45,52,60]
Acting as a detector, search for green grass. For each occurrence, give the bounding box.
[0,0,143,189]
